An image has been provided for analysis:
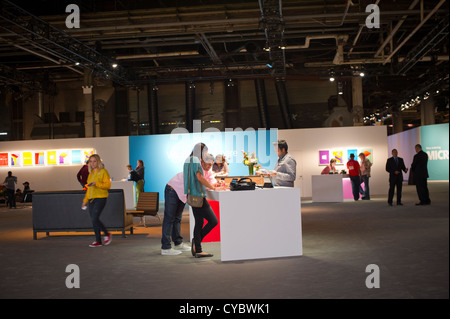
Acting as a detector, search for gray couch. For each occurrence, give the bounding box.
[32,189,134,239]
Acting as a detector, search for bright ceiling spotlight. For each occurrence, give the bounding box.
[359,72,365,77]
[112,63,118,68]
[337,81,343,95]
[329,77,335,82]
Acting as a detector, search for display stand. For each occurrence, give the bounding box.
[189,187,302,262]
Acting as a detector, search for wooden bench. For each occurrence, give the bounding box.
[126,192,160,227]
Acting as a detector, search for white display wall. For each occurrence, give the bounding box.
[1,125,391,199]
[388,124,449,181]
[278,126,389,198]
[387,127,420,181]
[0,136,129,192]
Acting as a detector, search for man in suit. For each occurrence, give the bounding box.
[411,144,431,205]
[385,149,408,206]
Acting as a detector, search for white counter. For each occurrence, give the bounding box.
[189,187,302,262]
[311,175,344,202]
[111,181,136,210]
[311,174,364,202]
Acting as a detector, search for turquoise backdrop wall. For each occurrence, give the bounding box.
[420,123,449,181]
[129,129,278,201]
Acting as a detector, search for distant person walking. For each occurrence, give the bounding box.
[411,144,431,205]
[3,171,17,208]
[81,154,112,247]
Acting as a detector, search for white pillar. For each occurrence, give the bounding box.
[82,85,94,137]
[352,76,364,126]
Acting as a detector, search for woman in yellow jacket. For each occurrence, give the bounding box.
[81,154,112,247]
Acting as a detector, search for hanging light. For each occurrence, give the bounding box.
[338,81,343,95]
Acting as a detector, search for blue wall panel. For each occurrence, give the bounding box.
[129,129,278,200]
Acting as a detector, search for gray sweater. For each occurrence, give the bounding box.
[273,153,297,187]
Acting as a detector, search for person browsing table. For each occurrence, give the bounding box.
[184,143,219,258]
[270,140,297,187]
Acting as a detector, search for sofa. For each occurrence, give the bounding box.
[32,189,134,239]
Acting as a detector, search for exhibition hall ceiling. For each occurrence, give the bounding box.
[0,0,448,118]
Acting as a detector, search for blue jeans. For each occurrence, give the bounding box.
[359,175,370,199]
[88,198,109,243]
[161,185,186,249]
[350,175,360,200]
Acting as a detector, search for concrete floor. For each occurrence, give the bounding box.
[0,182,448,300]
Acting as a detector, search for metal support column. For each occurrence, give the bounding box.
[393,112,404,134]
[147,83,159,134]
[274,78,292,129]
[185,82,196,132]
[224,79,240,129]
[254,79,270,128]
[421,96,436,126]
[352,76,364,126]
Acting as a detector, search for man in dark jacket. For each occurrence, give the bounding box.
[411,144,431,205]
[385,149,408,206]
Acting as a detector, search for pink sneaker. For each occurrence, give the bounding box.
[89,242,102,248]
[103,233,112,246]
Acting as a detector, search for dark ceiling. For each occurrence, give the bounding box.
[0,0,449,124]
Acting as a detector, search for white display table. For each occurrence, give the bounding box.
[311,174,364,202]
[311,175,344,202]
[111,181,136,210]
[189,187,302,262]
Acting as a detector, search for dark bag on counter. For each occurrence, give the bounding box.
[230,177,256,191]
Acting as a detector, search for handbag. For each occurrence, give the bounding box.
[186,157,204,207]
[230,177,256,191]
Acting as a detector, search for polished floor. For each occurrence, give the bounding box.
[0,182,448,299]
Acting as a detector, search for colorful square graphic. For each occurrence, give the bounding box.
[35,152,45,165]
[319,150,330,165]
[71,150,82,164]
[0,153,8,166]
[84,149,94,162]
[58,151,70,165]
[22,152,33,166]
[333,151,343,164]
[10,153,20,166]
[47,151,57,165]
[360,148,373,163]
[347,149,358,162]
